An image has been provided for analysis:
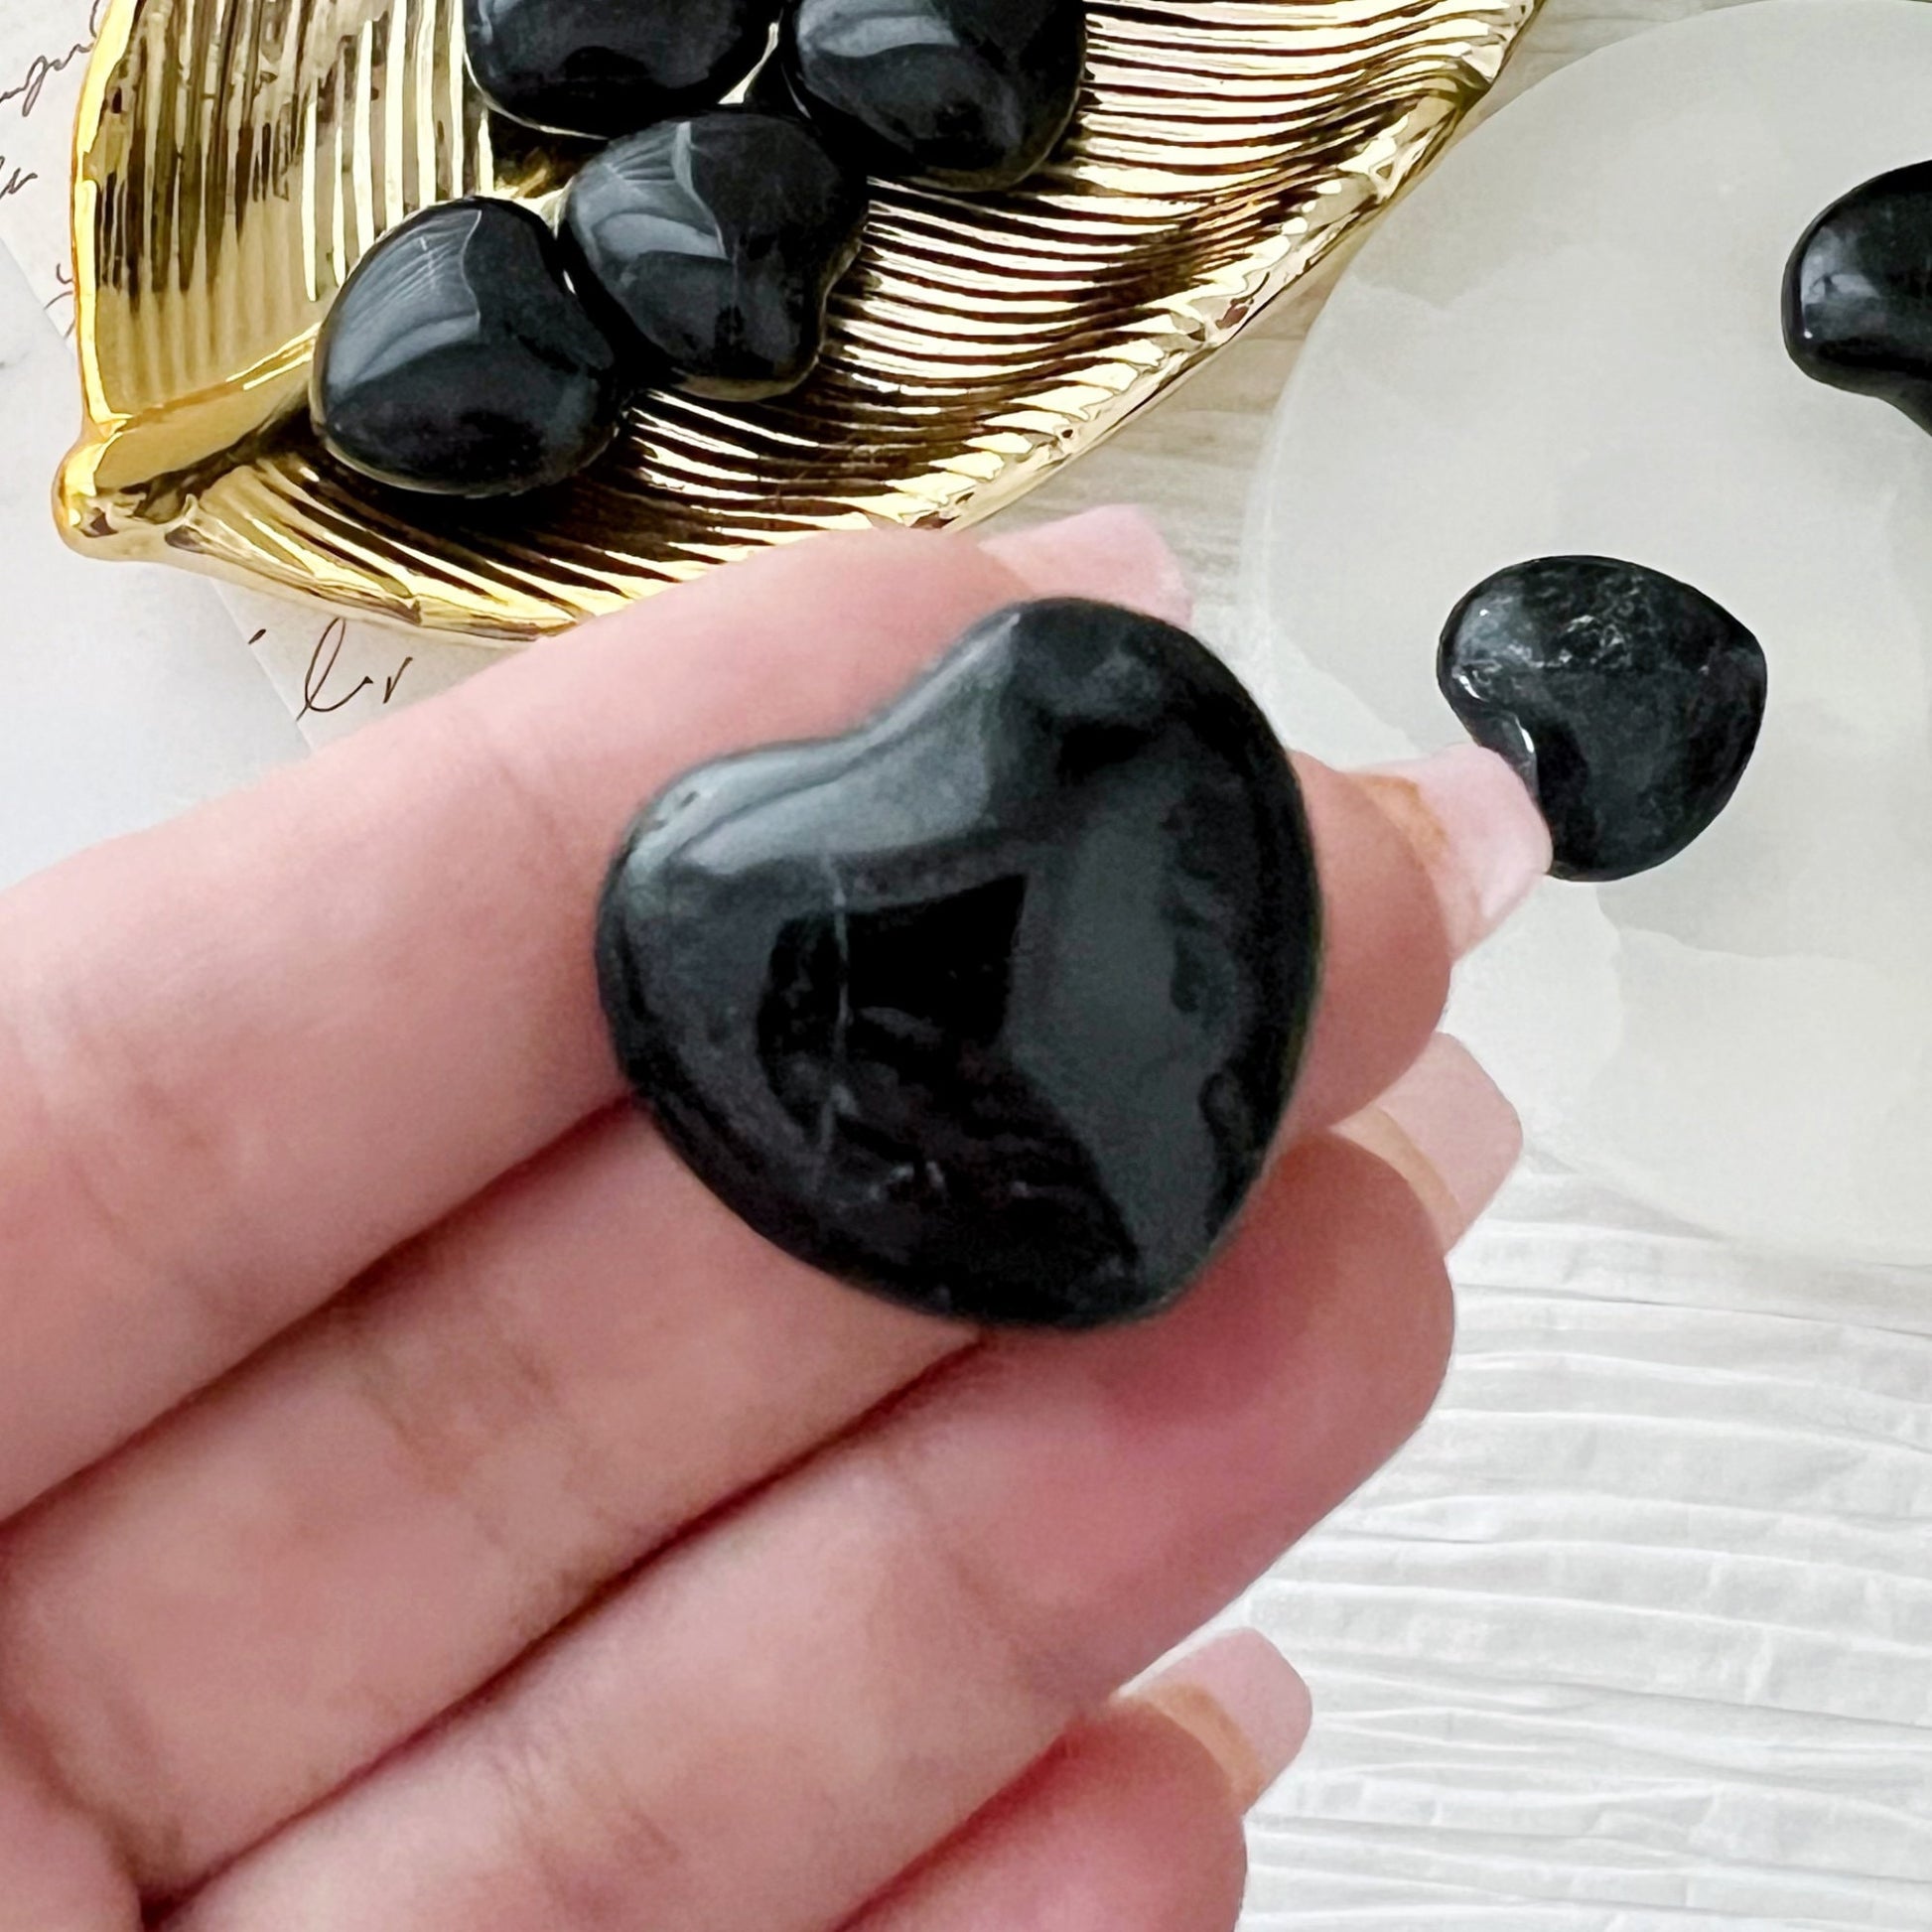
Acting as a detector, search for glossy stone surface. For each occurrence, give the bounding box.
[1784,160,1932,433]
[465,0,778,139]
[597,598,1320,1329]
[774,0,1085,192]
[310,199,622,497]
[560,111,867,401]
[1439,559,1766,883]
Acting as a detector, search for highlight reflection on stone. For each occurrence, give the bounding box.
[774,0,1086,192]
[1439,558,1767,883]
[1784,160,1932,434]
[465,0,779,139]
[560,112,868,402]
[309,198,624,497]
[597,598,1321,1328]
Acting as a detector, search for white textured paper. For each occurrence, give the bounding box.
[0,246,301,891]
[217,583,494,745]
[0,0,305,880]
[0,0,100,311]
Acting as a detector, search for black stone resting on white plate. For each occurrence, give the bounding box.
[597,598,1321,1329]
[560,111,869,401]
[1439,557,1767,884]
[1784,160,1932,434]
[770,0,1086,192]
[465,0,780,139]
[309,198,624,497]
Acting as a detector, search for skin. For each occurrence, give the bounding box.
[0,523,1461,1932]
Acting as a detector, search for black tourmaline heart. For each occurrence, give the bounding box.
[597,599,1321,1329]
[310,199,624,497]
[465,0,779,139]
[1785,161,1932,433]
[560,111,868,401]
[773,0,1085,193]
[1439,557,1767,883]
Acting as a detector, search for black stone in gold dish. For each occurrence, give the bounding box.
[559,111,869,407]
[58,0,1544,639]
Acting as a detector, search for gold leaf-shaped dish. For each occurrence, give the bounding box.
[57,0,1538,641]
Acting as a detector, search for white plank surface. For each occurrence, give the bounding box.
[989,4,1931,1922]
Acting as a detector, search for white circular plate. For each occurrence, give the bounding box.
[1240,0,1932,1263]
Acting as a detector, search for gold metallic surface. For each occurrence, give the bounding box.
[58,0,1539,640]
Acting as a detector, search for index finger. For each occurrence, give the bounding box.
[0,522,1045,1516]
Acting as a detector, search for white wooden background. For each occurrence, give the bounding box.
[992,3,1932,1924]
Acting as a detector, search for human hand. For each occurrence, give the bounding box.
[0,507,1547,1931]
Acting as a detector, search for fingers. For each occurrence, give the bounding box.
[0,1113,971,1882]
[164,1071,1512,1930]
[0,528,1541,1534]
[0,1728,136,1932]
[1335,1034,1527,1250]
[1286,748,1545,1136]
[1353,748,1553,961]
[980,506,1193,626]
[0,1004,1512,1898]
[0,517,1172,1518]
[847,1632,1310,1932]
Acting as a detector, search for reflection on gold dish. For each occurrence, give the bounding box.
[56,0,1539,641]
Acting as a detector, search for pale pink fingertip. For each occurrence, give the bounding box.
[980,505,1194,628]
[1135,1629,1313,1811]
[1340,1034,1522,1250]
[1358,744,1552,956]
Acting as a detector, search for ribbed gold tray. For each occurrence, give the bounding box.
[56,0,1538,640]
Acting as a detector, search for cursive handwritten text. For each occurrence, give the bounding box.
[43,260,73,335]
[298,619,414,719]
[0,0,108,120]
[299,619,372,717]
[0,40,87,118]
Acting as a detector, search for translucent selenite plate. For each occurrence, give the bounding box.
[1241,0,1932,1263]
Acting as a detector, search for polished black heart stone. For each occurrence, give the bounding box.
[560,111,868,401]
[772,0,1085,193]
[465,0,779,139]
[1439,558,1767,883]
[597,598,1321,1329]
[1784,161,1932,434]
[310,198,623,497]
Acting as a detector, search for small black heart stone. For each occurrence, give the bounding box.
[1785,160,1932,434]
[597,598,1321,1329]
[560,111,868,401]
[773,0,1085,193]
[310,199,623,497]
[1439,557,1767,883]
[465,0,780,140]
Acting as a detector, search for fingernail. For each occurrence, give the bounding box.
[1337,1034,1522,1250]
[1356,745,1552,956]
[1134,1630,1312,1811]
[980,505,1193,628]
